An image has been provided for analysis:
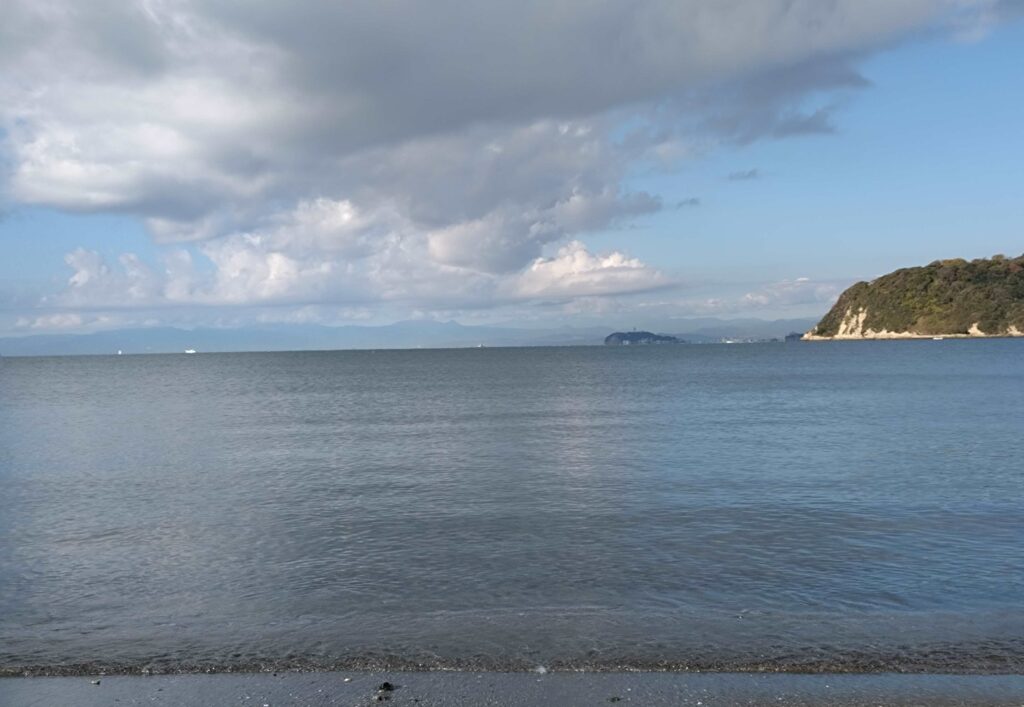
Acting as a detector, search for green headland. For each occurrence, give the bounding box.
[806,254,1024,340]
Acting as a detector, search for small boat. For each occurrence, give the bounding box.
[184,349,197,354]
[932,337,944,341]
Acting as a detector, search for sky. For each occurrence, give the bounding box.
[1,0,1022,337]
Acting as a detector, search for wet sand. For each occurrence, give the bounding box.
[1,671,1023,706]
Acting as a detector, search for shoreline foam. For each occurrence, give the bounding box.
[5,646,1024,678]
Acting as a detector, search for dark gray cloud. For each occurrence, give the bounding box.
[0,2,958,206]
[694,56,870,144]
[187,1,944,159]
[199,1,865,151]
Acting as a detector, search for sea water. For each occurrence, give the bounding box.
[1,341,1022,674]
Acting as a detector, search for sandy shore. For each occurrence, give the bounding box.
[2,671,1023,706]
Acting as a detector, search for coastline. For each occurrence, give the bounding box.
[801,331,1024,341]
[801,308,1024,340]
[3,671,1024,706]
[6,643,1024,678]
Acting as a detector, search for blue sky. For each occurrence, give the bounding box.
[1,1,1021,336]
[597,19,1024,280]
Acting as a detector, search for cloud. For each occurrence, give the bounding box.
[2,1,985,224]
[513,241,670,299]
[728,169,761,181]
[54,248,161,308]
[16,313,85,330]
[695,56,870,144]
[0,0,1009,326]
[43,206,671,317]
[742,277,845,308]
[676,198,701,208]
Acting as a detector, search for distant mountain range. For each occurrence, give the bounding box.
[0,317,818,356]
[806,254,1024,339]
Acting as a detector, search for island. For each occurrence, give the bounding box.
[604,331,682,345]
[804,253,1024,340]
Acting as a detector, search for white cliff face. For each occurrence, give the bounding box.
[802,307,1024,340]
[837,308,868,337]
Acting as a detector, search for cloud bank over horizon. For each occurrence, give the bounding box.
[0,0,1014,333]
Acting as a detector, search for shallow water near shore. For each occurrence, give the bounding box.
[1,341,1022,675]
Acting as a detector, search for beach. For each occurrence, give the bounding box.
[3,671,1024,707]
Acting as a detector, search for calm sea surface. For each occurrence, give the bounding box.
[1,342,1022,674]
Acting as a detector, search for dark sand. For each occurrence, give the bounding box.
[1,671,1023,706]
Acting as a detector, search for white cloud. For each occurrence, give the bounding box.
[742,277,845,308]
[55,248,160,307]
[42,203,670,317]
[17,313,84,330]
[514,241,668,299]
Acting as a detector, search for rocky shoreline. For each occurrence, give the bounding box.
[802,307,1024,340]
[802,330,1024,340]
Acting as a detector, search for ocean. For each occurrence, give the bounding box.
[1,341,1022,675]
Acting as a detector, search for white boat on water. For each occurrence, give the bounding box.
[184,349,197,354]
